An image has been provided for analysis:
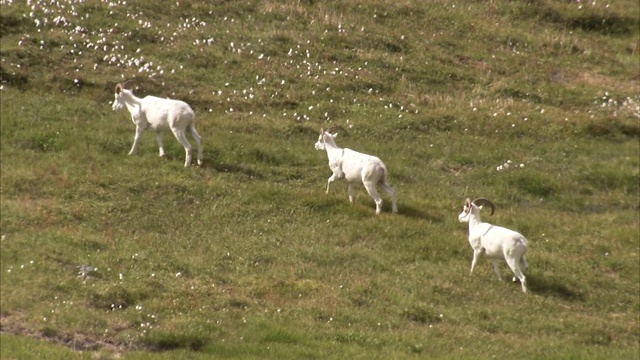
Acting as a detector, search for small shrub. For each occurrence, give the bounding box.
[580,167,638,194]
[584,329,613,346]
[261,329,300,344]
[334,331,382,347]
[40,326,58,338]
[581,118,640,138]
[143,331,207,351]
[90,285,143,311]
[23,133,63,152]
[401,305,443,325]
[508,173,556,198]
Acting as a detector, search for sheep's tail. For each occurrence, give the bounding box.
[518,236,528,251]
[378,161,398,213]
[514,236,528,261]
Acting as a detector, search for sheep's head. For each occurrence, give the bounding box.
[112,81,134,111]
[314,126,345,151]
[458,198,495,222]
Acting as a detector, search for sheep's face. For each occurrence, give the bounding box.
[314,133,326,151]
[315,132,337,151]
[112,91,125,111]
[458,199,475,222]
[458,205,471,222]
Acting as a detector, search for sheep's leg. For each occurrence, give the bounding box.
[506,257,527,293]
[172,128,193,167]
[155,132,166,157]
[491,261,502,280]
[381,182,398,213]
[363,181,382,214]
[326,174,338,194]
[470,250,482,274]
[188,124,203,166]
[129,126,145,155]
[520,255,528,272]
[347,183,355,203]
[511,256,529,284]
[513,255,529,282]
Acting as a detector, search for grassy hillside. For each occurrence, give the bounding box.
[1,0,638,359]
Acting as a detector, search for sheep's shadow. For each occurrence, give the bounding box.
[327,195,443,221]
[205,162,264,179]
[183,156,263,179]
[525,273,583,301]
[397,204,444,222]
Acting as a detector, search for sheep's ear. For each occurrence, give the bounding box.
[464,198,471,211]
[332,133,338,138]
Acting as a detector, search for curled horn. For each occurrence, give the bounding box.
[472,198,495,216]
[121,80,135,89]
[325,125,349,134]
[114,80,136,94]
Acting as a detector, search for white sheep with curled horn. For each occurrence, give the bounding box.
[111,80,203,167]
[314,126,398,214]
[458,198,529,293]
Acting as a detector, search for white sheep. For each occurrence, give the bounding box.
[458,198,528,293]
[314,126,398,214]
[112,82,203,167]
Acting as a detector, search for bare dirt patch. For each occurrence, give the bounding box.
[1,313,130,357]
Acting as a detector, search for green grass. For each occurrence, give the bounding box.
[1,0,638,359]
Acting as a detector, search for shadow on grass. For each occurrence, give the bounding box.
[196,160,263,179]
[398,204,444,222]
[526,274,583,301]
[314,200,446,220]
